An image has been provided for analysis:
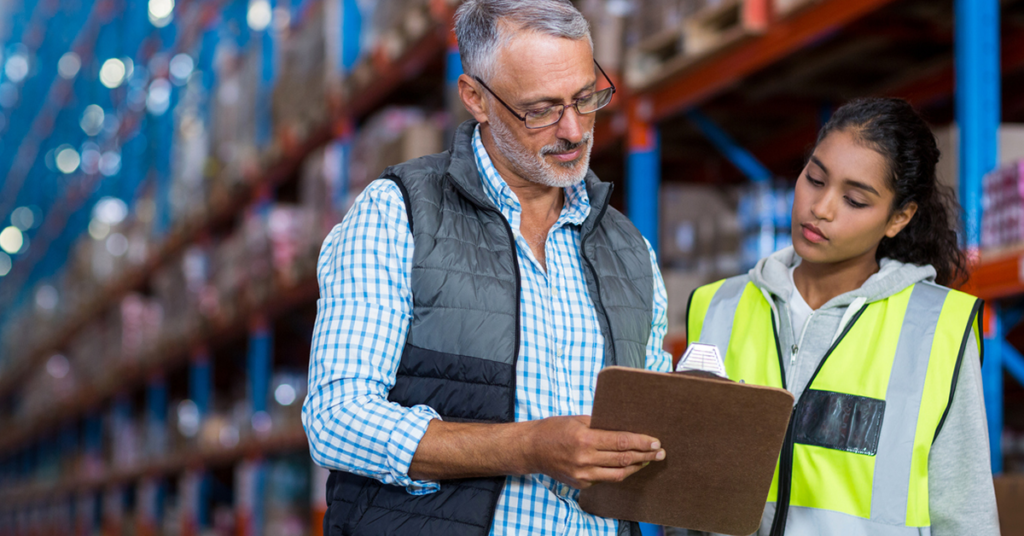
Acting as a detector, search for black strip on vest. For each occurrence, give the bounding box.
[389,343,516,423]
[793,389,886,456]
[684,289,696,339]
[934,298,984,442]
[384,174,415,235]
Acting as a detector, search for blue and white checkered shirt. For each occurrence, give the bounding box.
[303,125,672,535]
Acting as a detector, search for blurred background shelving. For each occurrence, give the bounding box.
[1,0,1024,534]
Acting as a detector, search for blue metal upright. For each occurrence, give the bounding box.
[956,0,1002,473]
[190,350,212,419]
[627,116,661,255]
[956,0,1000,252]
[248,318,272,418]
[147,376,169,458]
[189,350,212,529]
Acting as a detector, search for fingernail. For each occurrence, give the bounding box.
[651,441,661,450]
[656,449,666,461]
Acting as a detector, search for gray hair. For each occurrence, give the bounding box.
[454,0,592,83]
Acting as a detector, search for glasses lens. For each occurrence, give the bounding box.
[577,88,614,114]
[525,106,563,129]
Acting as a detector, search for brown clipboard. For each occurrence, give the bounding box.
[579,366,795,535]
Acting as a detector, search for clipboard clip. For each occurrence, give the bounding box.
[676,342,729,379]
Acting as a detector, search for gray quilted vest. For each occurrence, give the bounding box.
[325,121,653,536]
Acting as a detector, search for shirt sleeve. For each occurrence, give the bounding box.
[301,179,441,495]
[644,237,673,374]
[928,330,1001,535]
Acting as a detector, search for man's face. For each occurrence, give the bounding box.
[484,32,597,188]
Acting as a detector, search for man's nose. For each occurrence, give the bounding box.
[555,105,585,143]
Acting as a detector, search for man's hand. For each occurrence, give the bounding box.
[524,415,665,489]
[408,416,665,489]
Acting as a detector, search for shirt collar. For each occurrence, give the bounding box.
[471,124,591,228]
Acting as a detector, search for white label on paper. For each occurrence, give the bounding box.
[676,342,728,378]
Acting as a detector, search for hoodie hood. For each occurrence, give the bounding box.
[749,246,937,311]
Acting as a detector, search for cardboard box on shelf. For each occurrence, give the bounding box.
[933,124,1024,205]
[349,107,445,192]
[995,474,1024,536]
[267,206,317,286]
[659,183,740,274]
[299,146,348,248]
[579,0,630,73]
[212,232,248,325]
[774,0,819,18]
[272,1,328,143]
[210,39,260,188]
[981,162,1024,251]
[243,211,275,306]
[170,77,212,226]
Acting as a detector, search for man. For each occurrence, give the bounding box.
[303,1,672,534]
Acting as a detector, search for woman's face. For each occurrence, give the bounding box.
[791,129,917,266]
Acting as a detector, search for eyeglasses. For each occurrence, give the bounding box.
[474,60,617,129]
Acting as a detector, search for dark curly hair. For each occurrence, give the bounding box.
[816,98,968,286]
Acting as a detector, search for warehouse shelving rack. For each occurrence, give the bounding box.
[1,0,1023,533]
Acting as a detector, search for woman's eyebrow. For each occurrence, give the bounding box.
[810,155,880,196]
[844,179,881,197]
[809,155,829,174]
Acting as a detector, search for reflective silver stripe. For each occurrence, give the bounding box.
[699,276,750,357]
[785,506,931,536]
[870,283,947,525]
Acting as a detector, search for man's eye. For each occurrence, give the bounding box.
[527,107,557,119]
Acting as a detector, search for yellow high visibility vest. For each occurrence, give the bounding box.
[688,276,982,536]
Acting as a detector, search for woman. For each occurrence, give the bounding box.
[685,98,999,535]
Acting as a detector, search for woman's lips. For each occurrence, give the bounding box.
[801,223,828,243]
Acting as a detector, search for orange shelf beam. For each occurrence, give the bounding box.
[639,0,901,122]
[963,252,1024,302]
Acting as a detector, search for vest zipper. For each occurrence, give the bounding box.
[500,218,522,422]
[768,303,869,536]
[443,173,522,422]
[790,313,814,371]
[579,195,615,367]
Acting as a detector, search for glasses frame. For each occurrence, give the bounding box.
[474,60,617,129]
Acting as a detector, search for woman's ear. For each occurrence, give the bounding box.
[885,201,919,238]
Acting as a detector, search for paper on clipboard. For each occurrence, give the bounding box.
[579,366,794,535]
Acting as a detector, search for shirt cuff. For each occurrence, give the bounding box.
[386,403,443,494]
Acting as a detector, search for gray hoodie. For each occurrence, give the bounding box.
[670,247,1000,536]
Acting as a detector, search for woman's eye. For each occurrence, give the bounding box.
[806,176,824,186]
[845,197,868,209]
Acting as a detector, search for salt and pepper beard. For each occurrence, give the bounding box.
[488,108,594,189]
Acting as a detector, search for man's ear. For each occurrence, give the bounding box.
[885,201,918,238]
[458,74,489,124]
